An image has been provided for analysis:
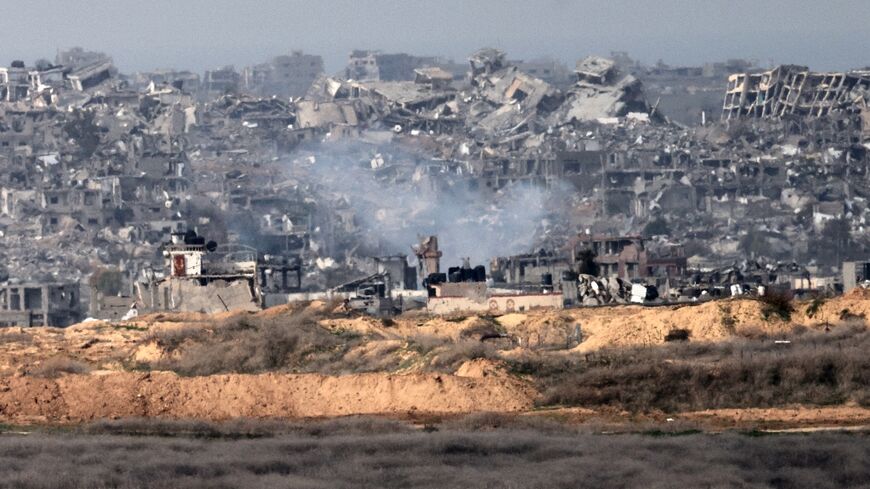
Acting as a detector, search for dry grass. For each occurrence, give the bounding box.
[531,322,870,412]
[759,288,796,321]
[0,330,32,344]
[144,309,506,376]
[0,424,865,488]
[79,416,414,438]
[147,310,367,376]
[29,356,91,378]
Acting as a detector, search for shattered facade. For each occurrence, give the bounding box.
[243,52,324,98]
[723,65,870,124]
[0,282,81,327]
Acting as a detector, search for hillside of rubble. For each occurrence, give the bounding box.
[5,46,870,333]
[0,293,868,428]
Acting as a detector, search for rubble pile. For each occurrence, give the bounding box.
[574,274,632,306]
[1,45,869,321]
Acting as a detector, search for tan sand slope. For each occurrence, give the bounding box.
[2,294,869,377]
[0,369,535,424]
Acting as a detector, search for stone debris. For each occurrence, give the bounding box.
[0,46,866,323]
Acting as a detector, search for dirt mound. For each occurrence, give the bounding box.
[455,358,509,378]
[683,406,870,429]
[320,316,396,339]
[131,342,165,364]
[0,323,145,374]
[254,300,335,319]
[498,313,576,348]
[8,295,870,375]
[564,299,791,352]
[0,371,535,424]
[843,287,870,300]
[792,294,870,325]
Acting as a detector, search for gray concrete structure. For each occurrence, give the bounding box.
[0,282,81,327]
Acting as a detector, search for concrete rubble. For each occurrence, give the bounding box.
[0,45,868,322]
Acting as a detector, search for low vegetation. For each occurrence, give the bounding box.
[531,323,870,412]
[805,296,826,319]
[141,304,870,415]
[0,422,865,489]
[0,330,31,345]
[29,356,91,378]
[142,309,504,375]
[147,310,365,376]
[664,328,690,342]
[759,288,796,321]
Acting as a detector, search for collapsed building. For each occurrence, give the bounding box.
[0,45,867,324]
[345,51,462,83]
[413,236,562,314]
[140,230,260,313]
[722,65,870,127]
[243,52,325,98]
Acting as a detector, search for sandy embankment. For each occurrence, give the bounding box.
[0,369,535,424]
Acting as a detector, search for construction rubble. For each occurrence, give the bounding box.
[0,46,869,323]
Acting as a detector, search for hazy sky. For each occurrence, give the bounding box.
[2,0,869,74]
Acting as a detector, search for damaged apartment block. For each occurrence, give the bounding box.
[722,65,870,128]
[0,282,81,327]
[136,230,261,314]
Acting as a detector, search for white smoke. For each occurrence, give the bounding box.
[282,141,555,268]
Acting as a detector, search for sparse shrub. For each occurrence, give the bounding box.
[458,317,505,341]
[719,303,737,333]
[839,308,865,321]
[406,335,449,355]
[0,330,32,344]
[443,313,469,323]
[428,340,496,372]
[664,328,690,342]
[30,356,91,378]
[150,309,355,376]
[806,296,826,318]
[442,412,565,433]
[759,288,795,321]
[147,325,207,350]
[538,324,870,412]
[506,355,574,377]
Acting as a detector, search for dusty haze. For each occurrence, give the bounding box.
[1,0,868,73]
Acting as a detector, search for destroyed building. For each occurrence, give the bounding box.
[0,44,867,323]
[421,248,562,315]
[0,282,81,327]
[512,57,573,88]
[133,70,201,94]
[574,234,686,281]
[135,230,260,314]
[722,65,870,125]
[345,51,461,82]
[243,52,324,98]
[202,66,241,99]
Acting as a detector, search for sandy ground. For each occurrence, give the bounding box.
[0,367,535,424]
[678,406,870,431]
[1,294,869,427]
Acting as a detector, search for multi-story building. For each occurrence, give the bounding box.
[0,282,82,327]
